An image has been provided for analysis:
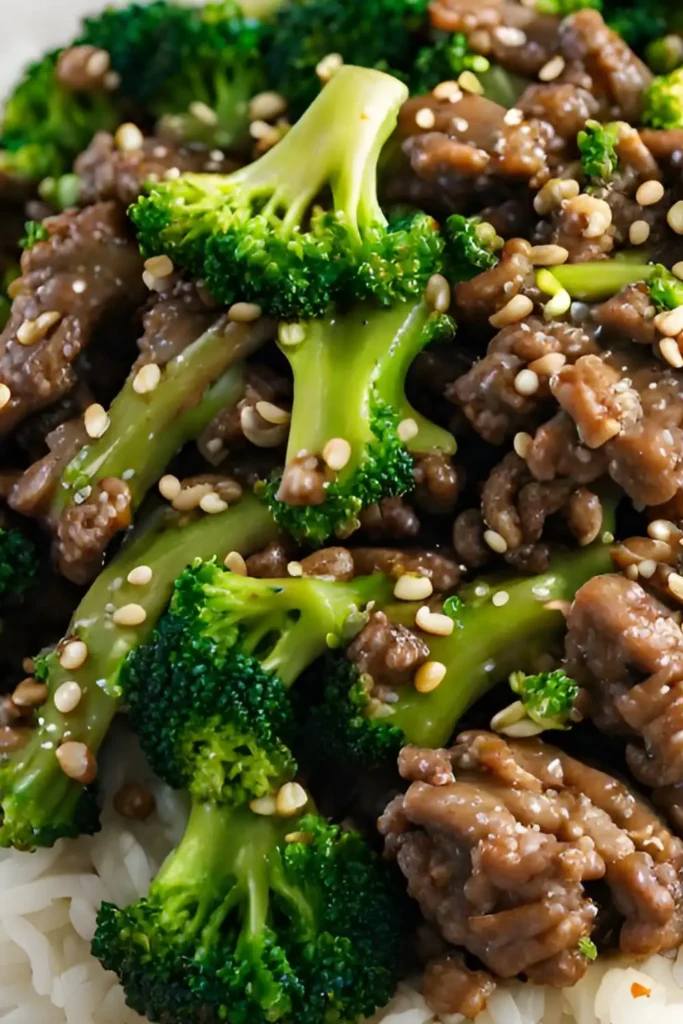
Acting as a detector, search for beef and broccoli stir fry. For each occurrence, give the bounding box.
[4,0,683,1021]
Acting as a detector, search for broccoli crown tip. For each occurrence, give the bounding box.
[577,120,620,183]
[0,528,39,608]
[643,67,683,130]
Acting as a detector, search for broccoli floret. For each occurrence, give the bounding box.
[578,936,599,960]
[93,801,403,1024]
[536,0,601,13]
[130,65,443,318]
[123,561,393,804]
[19,221,49,250]
[260,299,456,546]
[444,214,501,280]
[577,120,620,183]
[305,539,613,768]
[80,0,268,150]
[491,669,579,737]
[0,496,279,849]
[643,67,683,128]
[647,264,683,309]
[604,0,674,51]
[0,528,38,609]
[410,32,490,93]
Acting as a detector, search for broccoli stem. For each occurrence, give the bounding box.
[0,494,279,848]
[50,317,272,521]
[548,261,655,301]
[382,537,614,748]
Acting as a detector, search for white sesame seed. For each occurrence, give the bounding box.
[629,220,651,246]
[316,52,343,83]
[543,288,572,320]
[17,311,61,346]
[285,830,312,844]
[452,117,469,132]
[84,403,110,440]
[159,474,181,501]
[425,273,451,313]
[432,80,463,103]
[414,661,447,693]
[276,781,308,816]
[648,519,674,541]
[538,55,565,81]
[503,107,524,125]
[56,741,97,783]
[85,49,111,78]
[659,338,683,368]
[494,25,527,46]
[249,91,287,122]
[668,201,683,234]
[59,640,88,671]
[104,70,121,91]
[127,565,153,586]
[163,167,181,181]
[397,418,419,443]
[636,180,664,206]
[655,306,683,337]
[528,352,567,376]
[144,255,174,278]
[228,301,262,323]
[112,603,147,627]
[673,261,683,280]
[514,431,533,459]
[249,795,277,815]
[514,368,540,396]
[115,122,144,152]
[322,437,351,472]
[0,383,11,411]
[529,244,569,266]
[492,590,510,607]
[484,529,508,554]
[255,401,290,426]
[638,559,657,579]
[394,574,433,601]
[415,606,454,636]
[172,482,214,511]
[133,363,161,394]
[415,107,436,130]
[458,70,483,94]
[54,681,82,714]
[199,492,229,514]
[278,322,306,346]
[224,551,248,575]
[189,101,218,126]
[669,572,683,602]
[534,177,580,215]
[287,561,303,577]
[489,293,534,328]
[624,564,639,580]
[566,194,612,238]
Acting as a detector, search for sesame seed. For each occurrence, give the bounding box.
[514,368,540,396]
[127,565,153,586]
[529,244,569,266]
[415,606,454,636]
[278,322,306,346]
[85,49,111,78]
[316,52,343,83]
[494,25,526,46]
[54,681,82,714]
[489,293,534,328]
[503,107,524,125]
[484,529,508,554]
[287,561,303,577]
[255,401,290,426]
[104,70,121,90]
[249,91,287,122]
[538,55,565,81]
[276,781,308,816]
[648,519,674,541]
[458,70,483,94]
[638,559,657,579]
[172,482,214,511]
[72,280,86,294]
[115,122,144,152]
[534,177,580,215]
[601,531,614,544]
[543,288,572,320]
[228,301,262,323]
[143,254,174,278]
[414,661,447,693]
[397,418,419,443]
[669,572,683,602]
[159,474,181,501]
[17,311,61,346]
[668,201,683,234]
[56,742,97,784]
[322,437,351,472]
[415,107,436,130]
[659,338,683,368]
[133,363,161,394]
[285,831,312,844]
[199,492,229,515]
[452,117,469,132]
[432,80,462,103]
[636,180,664,206]
[394,574,434,601]
[425,273,451,313]
[224,551,248,575]
[163,167,181,181]
[655,306,683,337]
[249,795,277,815]
[673,262,683,280]
[112,603,147,627]
[629,220,651,246]
[59,640,88,671]
[492,590,510,607]
[84,403,110,440]
[0,383,11,411]
[12,678,47,708]
[624,564,639,580]
[514,431,533,459]
[566,194,612,239]
[528,352,567,376]
[189,101,218,126]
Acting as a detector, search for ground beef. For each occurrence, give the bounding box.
[0,203,145,436]
[199,363,291,466]
[640,128,683,162]
[454,239,535,322]
[525,411,608,485]
[351,548,461,592]
[423,954,496,1020]
[517,83,601,142]
[75,132,238,207]
[380,731,683,1014]
[134,281,218,369]
[412,452,463,514]
[9,418,87,519]
[593,283,658,348]
[275,453,326,506]
[346,610,429,689]
[300,547,355,581]
[453,508,492,569]
[357,497,421,541]
[55,477,132,584]
[245,540,295,578]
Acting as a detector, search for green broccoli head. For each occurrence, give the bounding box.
[444,214,501,281]
[577,120,620,183]
[648,264,683,310]
[643,67,683,128]
[410,32,490,94]
[19,221,49,250]
[130,64,444,318]
[260,300,456,546]
[123,560,393,804]
[0,528,39,608]
[93,802,403,1024]
[509,668,579,729]
[80,0,268,149]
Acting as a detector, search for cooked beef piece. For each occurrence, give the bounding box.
[245,540,296,579]
[56,477,132,585]
[412,452,463,515]
[9,418,87,519]
[566,573,683,794]
[346,610,429,689]
[300,547,355,581]
[0,203,145,436]
[351,548,461,592]
[75,132,238,207]
[423,954,496,1020]
[640,128,683,162]
[538,193,615,262]
[357,497,421,541]
[525,411,608,485]
[517,83,601,142]
[198,363,291,466]
[380,731,683,1014]
[134,280,217,369]
[454,239,535,322]
[56,45,112,91]
[593,283,658,348]
[453,508,492,569]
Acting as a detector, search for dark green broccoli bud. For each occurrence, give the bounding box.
[0,528,39,608]
[0,51,119,183]
[93,801,403,1024]
[410,32,490,94]
[0,496,279,850]
[491,668,579,737]
[536,0,601,12]
[80,0,269,150]
[265,0,429,115]
[19,221,49,250]
[304,538,613,768]
[130,65,443,318]
[604,1,673,52]
[643,67,683,128]
[123,561,393,804]
[577,120,620,183]
[542,260,657,302]
[260,299,456,546]
[444,214,501,280]
[647,264,683,310]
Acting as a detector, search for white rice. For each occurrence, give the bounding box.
[2,726,683,1024]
